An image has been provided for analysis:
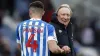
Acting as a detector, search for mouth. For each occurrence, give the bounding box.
[63,19,70,22]
[63,20,68,22]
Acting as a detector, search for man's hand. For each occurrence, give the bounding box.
[62,46,71,53]
[52,45,64,54]
[48,40,64,54]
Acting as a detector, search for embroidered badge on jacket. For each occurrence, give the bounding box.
[59,30,62,33]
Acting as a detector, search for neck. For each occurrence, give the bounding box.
[30,15,42,20]
[31,17,41,19]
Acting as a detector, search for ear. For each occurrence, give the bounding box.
[29,10,32,15]
[42,11,45,15]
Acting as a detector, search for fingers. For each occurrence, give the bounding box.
[58,46,64,53]
[62,46,71,53]
[53,46,71,54]
[55,46,64,54]
[53,46,65,54]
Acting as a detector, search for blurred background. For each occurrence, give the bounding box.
[0,0,100,56]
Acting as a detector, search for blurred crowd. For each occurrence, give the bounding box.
[0,0,100,56]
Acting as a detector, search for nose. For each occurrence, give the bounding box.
[64,17,70,21]
[64,16,69,20]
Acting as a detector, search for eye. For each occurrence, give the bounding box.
[67,14,70,17]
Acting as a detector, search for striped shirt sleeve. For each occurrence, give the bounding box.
[47,24,57,42]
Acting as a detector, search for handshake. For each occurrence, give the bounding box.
[48,40,71,54]
[51,45,71,54]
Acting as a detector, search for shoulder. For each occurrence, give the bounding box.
[17,20,29,27]
[47,23,54,28]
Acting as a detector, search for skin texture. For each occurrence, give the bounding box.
[57,7,71,27]
[48,40,64,54]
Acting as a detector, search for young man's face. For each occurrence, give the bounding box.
[57,7,71,26]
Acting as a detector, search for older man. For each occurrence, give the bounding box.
[50,4,76,56]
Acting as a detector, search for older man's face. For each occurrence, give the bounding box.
[57,7,71,26]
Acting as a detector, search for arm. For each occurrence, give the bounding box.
[47,24,64,54]
[48,40,64,54]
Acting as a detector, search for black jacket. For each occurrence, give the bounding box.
[50,13,76,56]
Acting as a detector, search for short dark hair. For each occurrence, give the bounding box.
[29,1,44,9]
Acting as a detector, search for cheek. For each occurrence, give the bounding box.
[68,16,71,19]
[58,16,62,20]
[60,16,64,20]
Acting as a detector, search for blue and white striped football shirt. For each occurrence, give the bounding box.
[16,18,57,56]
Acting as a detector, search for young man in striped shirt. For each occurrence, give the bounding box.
[16,1,64,56]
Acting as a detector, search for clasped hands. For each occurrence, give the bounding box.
[54,46,71,54]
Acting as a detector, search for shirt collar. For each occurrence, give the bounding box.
[30,18,41,20]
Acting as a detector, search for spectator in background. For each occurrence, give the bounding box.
[80,20,94,46]
[50,4,76,56]
[42,0,54,22]
[0,33,10,56]
[14,0,30,21]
